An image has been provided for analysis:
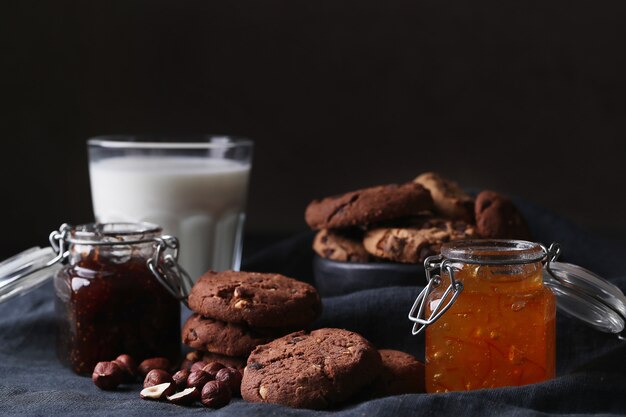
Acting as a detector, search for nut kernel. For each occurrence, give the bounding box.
[167,387,200,406]
[140,382,175,400]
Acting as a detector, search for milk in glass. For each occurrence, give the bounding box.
[89,156,250,280]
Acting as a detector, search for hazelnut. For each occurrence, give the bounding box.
[186,351,202,362]
[138,357,171,377]
[215,367,242,395]
[259,385,268,400]
[172,369,190,391]
[233,287,253,299]
[202,362,225,378]
[140,382,176,400]
[187,370,212,389]
[190,361,207,373]
[179,359,193,371]
[144,369,173,388]
[92,361,123,390]
[113,354,138,383]
[167,387,200,406]
[201,380,232,408]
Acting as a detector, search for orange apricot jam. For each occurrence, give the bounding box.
[425,241,556,393]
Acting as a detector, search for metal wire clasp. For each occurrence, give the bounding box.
[541,242,561,267]
[146,236,194,307]
[407,242,562,336]
[48,223,72,266]
[407,255,464,335]
[49,223,194,307]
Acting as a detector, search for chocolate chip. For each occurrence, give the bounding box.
[480,199,493,212]
[248,362,263,370]
[287,336,305,345]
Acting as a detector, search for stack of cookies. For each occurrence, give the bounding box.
[306,172,530,264]
[182,270,322,369]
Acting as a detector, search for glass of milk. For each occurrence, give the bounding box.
[87,135,253,281]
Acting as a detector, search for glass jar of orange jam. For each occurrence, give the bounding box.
[409,240,559,393]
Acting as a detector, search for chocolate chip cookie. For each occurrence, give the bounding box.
[241,328,383,409]
[474,191,531,240]
[312,229,370,262]
[182,314,280,357]
[199,351,247,370]
[369,349,425,397]
[362,218,476,263]
[414,172,474,221]
[188,271,322,329]
[305,182,434,230]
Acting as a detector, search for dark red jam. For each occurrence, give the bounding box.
[55,250,180,374]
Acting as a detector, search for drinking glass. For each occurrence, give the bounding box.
[87,135,253,281]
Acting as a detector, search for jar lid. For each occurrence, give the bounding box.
[0,246,63,304]
[0,223,195,306]
[409,241,626,337]
[544,262,626,334]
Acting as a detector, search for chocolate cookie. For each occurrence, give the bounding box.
[305,182,434,230]
[474,191,531,239]
[414,172,474,221]
[369,349,425,397]
[182,314,280,357]
[200,351,247,370]
[188,271,322,329]
[363,218,476,264]
[241,329,383,409]
[312,229,370,262]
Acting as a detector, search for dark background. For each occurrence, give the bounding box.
[2,0,626,259]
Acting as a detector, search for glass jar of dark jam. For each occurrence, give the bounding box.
[52,223,185,374]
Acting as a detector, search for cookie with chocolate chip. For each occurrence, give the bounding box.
[474,191,531,240]
[305,183,434,230]
[368,349,425,397]
[241,328,382,409]
[188,271,322,328]
[414,172,474,221]
[200,351,247,370]
[312,229,370,262]
[182,314,280,357]
[363,218,476,264]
